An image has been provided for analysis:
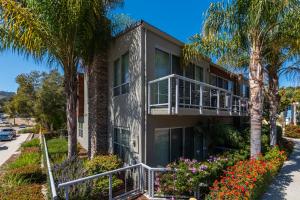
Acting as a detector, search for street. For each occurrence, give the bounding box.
[0,129,30,166]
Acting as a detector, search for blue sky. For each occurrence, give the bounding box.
[0,0,294,92]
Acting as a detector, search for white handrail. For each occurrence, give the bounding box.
[42,134,58,200]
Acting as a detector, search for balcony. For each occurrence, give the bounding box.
[148,74,249,116]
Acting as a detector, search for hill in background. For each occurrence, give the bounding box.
[0,91,15,100]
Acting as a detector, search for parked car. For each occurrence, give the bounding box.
[0,128,15,141]
[19,124,26,129]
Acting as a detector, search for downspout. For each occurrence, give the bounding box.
[144,28,147,164]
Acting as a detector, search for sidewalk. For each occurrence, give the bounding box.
[262,138,300,200]
[0,134,29,166]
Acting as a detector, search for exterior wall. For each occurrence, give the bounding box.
[108,26,144,165]
[77,73,89,150]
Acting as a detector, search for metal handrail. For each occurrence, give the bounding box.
[58,163,141,188]
[42,134,58,200]
[57,163,176,200]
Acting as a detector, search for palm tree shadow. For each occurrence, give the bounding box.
[262,140,300,200]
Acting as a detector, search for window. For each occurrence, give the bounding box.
[195,65,204,82]
[113,127,130,163]
[113,52,129,96]
[78,122,83,137]
[153,127,206,167]
[210,74,233,91]
[155,49,171,78]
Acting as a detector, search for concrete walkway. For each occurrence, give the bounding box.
[0,134,29,166]
[262,138,300,200]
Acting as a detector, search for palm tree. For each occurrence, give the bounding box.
[76,1,132,158]
[266,49,300,146]
[184,0,300,157]
[0,0,84,158]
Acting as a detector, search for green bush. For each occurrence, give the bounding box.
[21,138,40,148]
[210,124,245,149]
[85,155,123,198]
[7,152,40,169]
[85,155,122,174]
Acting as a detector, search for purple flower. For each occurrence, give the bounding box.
[199,164,208,171]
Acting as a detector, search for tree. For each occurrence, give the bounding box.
[34,70,66,131]
[77,2,133,158]
[184,0,300,158]
[0,0,84,158]
[4,71,41,119]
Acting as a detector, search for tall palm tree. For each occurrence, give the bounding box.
[0,0,84,158]
[184,0,300,157]
[76,1,131,158]
[266,48,300,146]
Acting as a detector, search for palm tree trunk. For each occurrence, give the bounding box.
[65,70,78,159]
[88,51,108,158]
[249,44,263,158]
[269,71,279,146]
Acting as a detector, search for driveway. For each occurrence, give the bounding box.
[262,138,300,200]
[0,133,30,166]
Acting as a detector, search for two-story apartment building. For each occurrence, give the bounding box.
[77,21,249,167]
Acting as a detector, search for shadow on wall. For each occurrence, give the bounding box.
[111,27,143,164]
[262,140,300,200]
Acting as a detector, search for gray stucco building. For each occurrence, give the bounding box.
[77,21,249,167]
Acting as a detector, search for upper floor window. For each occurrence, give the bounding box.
[210,74,233,92]
[114,52,129,96]
[155,48,204,82]
[155,48,171,78]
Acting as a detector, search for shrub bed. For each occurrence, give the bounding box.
[206,147,287,200]
[285,125,300,138]
[0,139,45,200]
[53,154,123,200]
[156,148,249,197]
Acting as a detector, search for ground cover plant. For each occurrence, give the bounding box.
[0,138,45,200]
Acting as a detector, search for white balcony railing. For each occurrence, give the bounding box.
[148,74,248,116]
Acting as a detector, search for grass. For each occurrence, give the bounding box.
[47,137,68,163]
[21,138,40,148]
[7,152,40,169]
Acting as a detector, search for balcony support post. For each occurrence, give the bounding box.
[168,77,172,114]
[239,98,241,116]
[229,94,233,115]
[175,78,179,114]
[199,85,203,114]
[217,90,220,115]
[148,83,151,114]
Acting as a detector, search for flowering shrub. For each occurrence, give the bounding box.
[156,156,229,196]
[206,147,287,200]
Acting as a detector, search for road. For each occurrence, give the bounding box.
[0,127,30,166]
